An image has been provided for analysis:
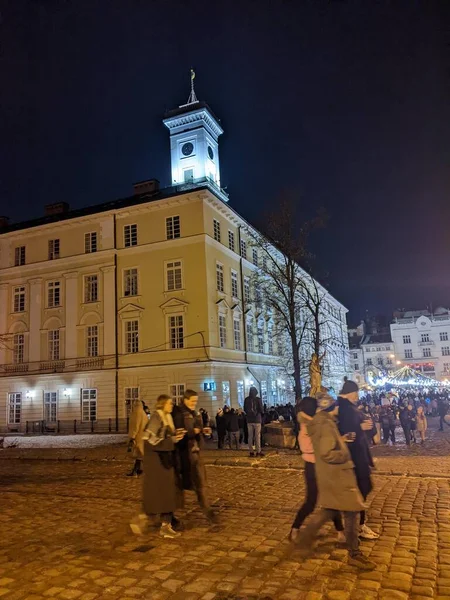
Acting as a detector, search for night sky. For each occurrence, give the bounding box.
[1,1,449,323]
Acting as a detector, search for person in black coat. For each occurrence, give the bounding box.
[227,408,240,450]
[337,380,379,540]
[215,408,227,449]
[438,397,450,431]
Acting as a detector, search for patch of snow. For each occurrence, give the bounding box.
[1,434,128,449]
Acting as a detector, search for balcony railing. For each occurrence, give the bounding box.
[39,361,65,372]
[76,357,104,370]
[4,364,29,373]
[0,418,129,435]
[418,341,435,346]
[0,356,109,376]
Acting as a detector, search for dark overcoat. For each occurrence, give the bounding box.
[142,412,182,516]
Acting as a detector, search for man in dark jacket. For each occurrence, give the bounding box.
[243,386,264,457]
[438,397,450,431]
[338,380,379,541]
[227,408,240,450]
[215,408,227,449]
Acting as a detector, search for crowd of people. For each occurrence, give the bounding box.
[125,380,450,569]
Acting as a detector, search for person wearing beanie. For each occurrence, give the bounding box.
[289,396,345,543]
[295,390,375,570]
[338,380,379,540]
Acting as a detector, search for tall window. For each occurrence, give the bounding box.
[13,334,24,364]
[48,330,60,360]
[444,363,450,374]
[257,323,264,353]
[8,393,21,424]
[13,286,25,313]
[124,268,138,296]
[231,270,239,298]
[240,239,247,259]
[244,277,250,303]
[403,335,411,344]
[124,224,138,247]
[14,246,26,266]
[86,325,99,357]
[405,349,413,359]
[262,255,267,272]
[237,380,244,407]
[255,285,263,309]
[213,219,221,242]
[169,315,184,349]
[442,347,450,356]
[222,381,231,405]
[48,239,60,260]
[44,392,58,423]
[85,232,98,254]
[267,325,274,354]
[125,320,139,353]
[354,363,359,371]
[252,248,259,266]
[219,314,227,348]
[166,216,180,240]
[233,319,241,350]
[246,321,254,352]
[261,381,267,405]
[423,347,431,357]
[228,230,235,252]
[47,281,61,308]
[84,275,98,303]
[421,333,430,343]
[377,357,383,366]
[82,389,97,421]
[166,261,183,291]
[441,332,449,342]
[367,358,373,365]
[216,262,224,292]
[125,387,139,416]
[169,383,185,405]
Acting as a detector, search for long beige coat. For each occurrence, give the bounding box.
[128,401,149,459]
[307,410,365,512]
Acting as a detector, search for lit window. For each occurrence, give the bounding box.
[48,330,60,360]
[231,270,239,298]
[169,383,185,406]
[86,325,98,357]
[47,281,61,308]
[124,268,138,296]
[85,232,98,254]
[13,286,26,313]
[257,323,264,353]
[267,326,274,354]
[48,239,60,260]
[213,219,221,243]
[13,334,24,364]
[228,230,235,252]
[44,392,58,423]
[219,314,227,348]
[166,216,180,240]
[166,261,182,291]
[84,275,98,303]
[14,246,26,266]
[222,381,230,405]
[124,224,138,247]
[246,321,254,352]
[169,315,184,349]
[244,277,250,303]
[233,319,241,350]
[125,320,139,353]
[8,393,21,424]
[81,388,97,421]
[216,262,224,292]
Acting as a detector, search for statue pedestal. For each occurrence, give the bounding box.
[265,422,296,449]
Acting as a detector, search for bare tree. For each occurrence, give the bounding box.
[247,197,327,402]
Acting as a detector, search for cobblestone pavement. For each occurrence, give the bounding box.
[2,451,450,600]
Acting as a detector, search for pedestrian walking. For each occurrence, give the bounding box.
[244,386,264,457]
[237,408,246,445]
[289,396,345,543]
[399,404,413,446]
[295,392,375,570]
[416,405,427,444]
[227,408,240,450]
[379,405,396,445]
[172,389,218,524]
[438,397,449,431]
[127,399,149,477]
[129,394,185,538]
[337,380,379,541]
[216,408,227,449]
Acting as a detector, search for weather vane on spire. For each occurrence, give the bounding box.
[186,68,198,105]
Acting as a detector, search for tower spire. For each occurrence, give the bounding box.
[186,68,198,105]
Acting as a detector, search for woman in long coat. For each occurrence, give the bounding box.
[130,394,185,539]
[127,399,149,476]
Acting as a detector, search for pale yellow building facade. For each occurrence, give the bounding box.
[0,95,349,432]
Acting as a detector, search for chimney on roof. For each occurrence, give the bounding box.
[0,216,10,230]
[44,202,70,216]
[133,179,160,196]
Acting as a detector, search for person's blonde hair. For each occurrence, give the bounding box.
[155,394,172,410]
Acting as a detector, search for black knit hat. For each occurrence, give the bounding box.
[299,396,317,418]
[340,379,359,394]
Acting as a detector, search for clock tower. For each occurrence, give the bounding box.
[163,71,224,196]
